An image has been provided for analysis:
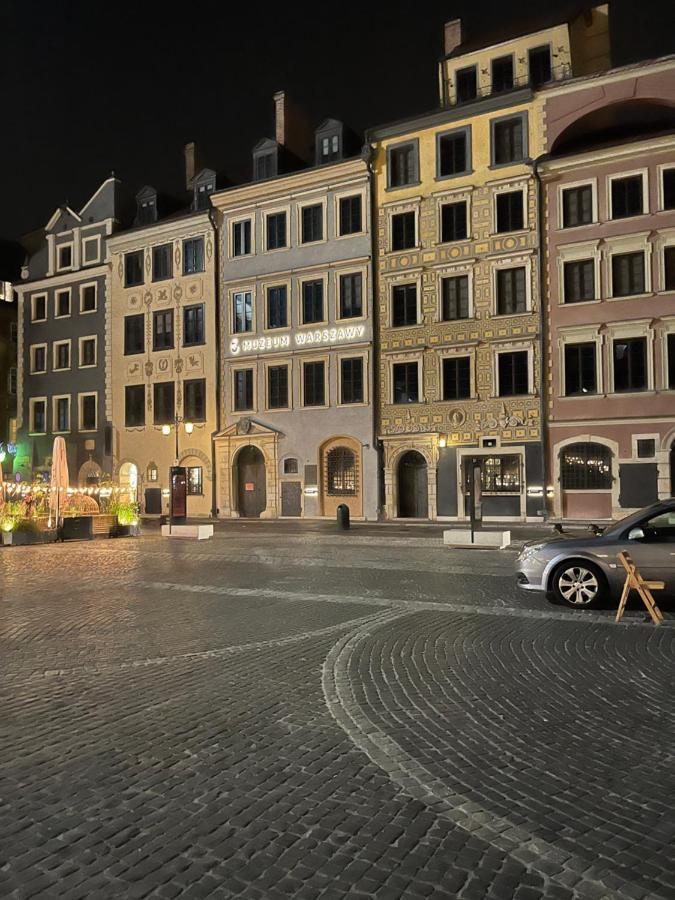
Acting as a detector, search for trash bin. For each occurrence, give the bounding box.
[337,504,350,530]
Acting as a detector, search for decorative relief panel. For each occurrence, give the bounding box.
[155,287,171,307]
[185,350,204,375]
[156,357,173,376]
[183,279,203,301]
[127,292,143,311]
[126,360,143,379]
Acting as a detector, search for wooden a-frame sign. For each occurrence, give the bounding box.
[616,551,664,625]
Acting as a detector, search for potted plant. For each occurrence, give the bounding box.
[109,500,141,537]
[1,501,22,545]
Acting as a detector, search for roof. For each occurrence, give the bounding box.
[444,3,595,59]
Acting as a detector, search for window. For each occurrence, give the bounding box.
[528,45,552,87]
[613,338,647,392]
[301,205,323,243]
[124,314,145,355]
[561,443,612,490]
[184,378,206,421]
[266,212,287,250]
[496,191,524,232]
[30,399,46,433]
[81,284,97,313]
[57,245,72,271]
[55,290,70,318]
[498,351,529,396]
[80,338,96,367]
[320,133,340,163]
[339,273,363,319]
[153,381,175,424]
[268,365,289,409]
[147,464,158,482]
[564,260,595,303]
[393,362,419,404]
[233,220,252,257]
[234,369,253,411]
[663,169,675,210]
[152,244,173,281]
[496,267,527,314]
[195,181,214,211]
[564,343,597,396]
[187,467,203,495]
[8,367,17,395]
[55,397,70,432]
[183,238,204,275]
[125,251,144,287]
[612,252,645,297]
[31,345,47,374]
[391,211,416,251]
[153,310,174,351]
[54,341,70,371]
[492,55,514,92]
[456,65,477,102]
[441,201,468,242]
[664,246,675,291]
[233,291,253,333]
[442,275,470,320]
[438,130,469,178]
[267,286,288,329]
[392,283,418,327]
[339,195,362,235]
[388,142,418,188]
[476,456,521,493]
[637,439,656,459]
[443,357,471,400]
[302,281,324,324]
[326,447,357,495]
[303,361,325,406]
[136,196,156,225]
[31,294,47,322]
[611,175,644,219]
[562,185,594,228]
[341,358,364,404]
[183,304,204,345]
[284,458,298,475]
[125,385,145,427]
[492,115,526,166]
[80,394,97,431]
[82,236,99,264]
[254,152,276,181]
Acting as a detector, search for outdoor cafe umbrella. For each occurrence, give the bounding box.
[48,436,69,528]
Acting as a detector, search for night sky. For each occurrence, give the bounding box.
[2,0,674,241]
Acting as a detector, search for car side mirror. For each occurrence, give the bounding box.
[628,527,645,541]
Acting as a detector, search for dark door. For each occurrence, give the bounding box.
[670,443,675,497]
[281,481,302,517]
[237,446,266,518]
[397,451,428,518]
[144,487,162,515]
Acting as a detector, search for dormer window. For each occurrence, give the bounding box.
[57,244,73,271]
[529,45,552,88]
[492,56,514,93]
[193,169,216,211]
[321,134,340,163]
[456,65,478,103]
[315,120,345,166]
[253,150,277,182]
[135,188,158,226]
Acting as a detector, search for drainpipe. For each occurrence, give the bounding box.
[208,206,220,519]
[533,154,551,523]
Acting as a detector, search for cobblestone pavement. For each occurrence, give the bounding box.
[1,529,673,899]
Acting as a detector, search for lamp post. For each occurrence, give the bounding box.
[162,415,194,529]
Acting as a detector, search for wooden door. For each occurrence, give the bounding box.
[281,482,302,517]
[237,447,266,518]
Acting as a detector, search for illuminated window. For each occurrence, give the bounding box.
[187,466,203,496]
[561,443,612,490]
[326,447,357,496]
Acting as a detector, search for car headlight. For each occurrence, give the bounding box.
[518,543,545,560]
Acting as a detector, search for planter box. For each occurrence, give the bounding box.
[443,529,511,550]
[110,523,141,538]
[3,530,58,546]
[161,524,213,540]
[60,516,94,542]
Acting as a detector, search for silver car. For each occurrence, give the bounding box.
[516,499,675,609]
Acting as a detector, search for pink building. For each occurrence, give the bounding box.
[540,58,675,521]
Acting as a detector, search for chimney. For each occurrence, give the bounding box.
[184,141,197,190]
[444,18,462,55]
[273,90,313,162]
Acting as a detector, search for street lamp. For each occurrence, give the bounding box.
[162,415,194,464]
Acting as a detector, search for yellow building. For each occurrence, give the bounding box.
[108,185,218,518]
[369,7,610,522]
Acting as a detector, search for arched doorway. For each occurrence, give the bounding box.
[320,437,363,518]
[236,446,266,518]
[559,442,613,519]
[397,451,428,518]
[119,462,138,503]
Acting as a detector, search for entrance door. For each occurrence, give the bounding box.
[281,481,302,517]
[236,446,266,518]
[397,451,428,518]
[670,442,675,497]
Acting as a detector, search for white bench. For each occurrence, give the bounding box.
[443,529,511,549]
[161,524,214,541]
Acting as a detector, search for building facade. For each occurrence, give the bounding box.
[212,105,377,520]
[368,7,611,522]
[0,241,21,453]
[540,58,675,520]
[108,184,218,518]
[14,178,123,485]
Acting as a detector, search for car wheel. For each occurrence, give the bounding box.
[552,560,607,609]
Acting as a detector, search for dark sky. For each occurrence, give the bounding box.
[1,0,674,241]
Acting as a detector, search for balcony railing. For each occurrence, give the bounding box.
[444,64,574,109]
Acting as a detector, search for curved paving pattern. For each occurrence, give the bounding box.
[324,610,675,899]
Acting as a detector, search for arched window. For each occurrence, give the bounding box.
[326,447,357,496]
[560,443,613,490]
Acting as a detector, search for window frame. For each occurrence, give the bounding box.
[300,275,327,327]
[53,339,72,373]
[389,209,418,253]
[232,289,255,335]
[152,380,176,426]
[183,377,207,422]
[54,288,71,319]
[609,248,649,299]
[494,188,526,234]
[30,293,47,323]
[455,64,478,103]
[29,396,47,435]
[52,394,71,434]
[78,391,98,433]
[152,243,174,282]
[182,303,205,347]
[440,271,472,321]
[491,54,515,93]
[186,466,204,496]
[265,208,289,252]
[182,237,205,275]
[56,242,74,273]
[152,308,175,352]
[391,281,420,328]
[82,234,101,266]
[493,261,531,316]
[335,190,366,238]
[559,180,597,230]
[562,340,598,397]
[79,281,98,314]
[387,139,420,189]
[611,335,650,394]
[658,164,675,212]
[490,111,528,169]
[436,126,472,180]
[298,200,326,246]
[608,170,648,221]
[338,353,367,406]
[391,357,422,405]
[124,250,145,288]
[440,199,469,243]
[124,313,145,356]
[232,366,255,412]
[337,269,366,321]
[441,353,472,401]
[231,216,254,258]
[78,335,98,369]
[265,360,291,411]
[301,357,328,408]
[30,342,48,375]
[563,258,597,304]
[495,346,533,397]
[125,384,146,428]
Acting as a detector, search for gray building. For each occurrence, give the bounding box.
[15,177,126,485]
[212,96,378,520]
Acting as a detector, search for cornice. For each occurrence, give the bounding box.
[107,211,214,250]
[539,133,675,176]
[15,264,109,293]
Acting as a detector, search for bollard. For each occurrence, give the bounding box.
[336,504,350,530]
